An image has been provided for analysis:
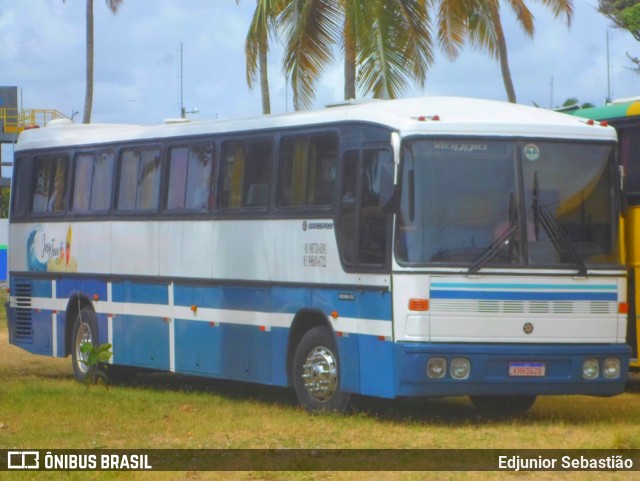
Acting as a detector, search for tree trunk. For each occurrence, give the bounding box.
[344,22,356,101]
[489,2,517,104]
[83,0,94,123]
[259,41,271,115]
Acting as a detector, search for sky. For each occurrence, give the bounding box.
[1,0,639,127]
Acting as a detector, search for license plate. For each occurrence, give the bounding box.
[509,362,546,377]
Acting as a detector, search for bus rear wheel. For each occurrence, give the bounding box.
[469,395,537,415]
[71,307,99,383]
[292,326,350,413]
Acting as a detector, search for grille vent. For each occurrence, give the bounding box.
[13,279,33,343]
[431,299,617,315]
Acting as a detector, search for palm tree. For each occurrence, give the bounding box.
[65,0,123,123]
[278,0,433,110]
[436,0,573,103]
[237,0,286,114]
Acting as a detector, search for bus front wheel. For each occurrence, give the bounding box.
[292,326,350,412]
[71,307,99,383]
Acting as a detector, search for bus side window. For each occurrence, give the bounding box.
[220,139,272,209]
[116,148,162,212]
[32,154,68,214]
[11,157,29,217]
[278,133,337,208]
[621,129,640,203]
[71,151,114,213]
[167,144,215,211]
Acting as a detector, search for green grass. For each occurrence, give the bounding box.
[1,287,640,480]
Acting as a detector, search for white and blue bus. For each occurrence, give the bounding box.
[6,97,630,413]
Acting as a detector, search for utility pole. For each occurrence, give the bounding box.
[179,42,185,119]
[606,30,612,104]
[178,43,198,119]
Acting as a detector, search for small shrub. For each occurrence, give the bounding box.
[80,342,113,390]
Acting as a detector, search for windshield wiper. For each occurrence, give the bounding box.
[468,193,520,274]
[468,222,519,274]
[532,172,587,276]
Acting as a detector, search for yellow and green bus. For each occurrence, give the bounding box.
[573,99,640,370]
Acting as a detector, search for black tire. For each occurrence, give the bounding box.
[71,307,99,383]
[292,326,351,413]
[469,395,537,415]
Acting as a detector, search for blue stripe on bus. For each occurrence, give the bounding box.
[431,282,617,291]
[112,281,168,305]
[430,289,617,302]
[222,286,271,312]
[174,283,221,310]
[57,278,107,301]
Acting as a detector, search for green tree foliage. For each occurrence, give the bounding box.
[599,0,640,71]
[278,0,432,110]
[561,97,595,108]
[436,0,573,104]
[237,0,287,115]
[599,0,640,40]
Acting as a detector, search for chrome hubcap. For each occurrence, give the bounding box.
[301,346,338,402]
[75,322,92,374]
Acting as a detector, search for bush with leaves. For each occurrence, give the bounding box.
[79,342,113,390]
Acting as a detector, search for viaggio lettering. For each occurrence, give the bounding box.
[433,141,488,152]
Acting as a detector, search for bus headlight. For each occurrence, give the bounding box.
[427,358,446,379]
[602,358,621,379]
[582,358,599,379]
[450,358,470,380]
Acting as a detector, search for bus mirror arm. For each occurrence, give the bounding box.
[391,132,401,185]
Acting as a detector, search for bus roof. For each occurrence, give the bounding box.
[570,101,640,122]
[15,96,616,151]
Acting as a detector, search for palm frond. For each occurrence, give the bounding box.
[106,0,123,14]
[280,0,342,109]
[505,0,534,36]
[466,1,500,59]
[242,0,285,87]
[356,0,433,99]
[536,0,573,25]
[435,0,473,59]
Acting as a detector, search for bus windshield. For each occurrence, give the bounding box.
[395,139,618,270]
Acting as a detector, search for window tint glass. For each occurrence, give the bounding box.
[167,144,215,211]
[396,140,515,265]
[278,133,337,207]
[339,151,358,265]
[32,154,68,214]
[91,152,115,211]
[167,147,188,210]
[117,148,161,212]
[220,139,272,208]
[11,157,29,217]
[72,151,114,213]
[338,149,391,268]
[73,154,93,211]
[620,127,640,195]
[359,150,389,265]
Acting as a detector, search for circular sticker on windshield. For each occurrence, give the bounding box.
[523,144,540,161]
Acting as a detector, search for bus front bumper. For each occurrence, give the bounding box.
[394,342,631,398]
